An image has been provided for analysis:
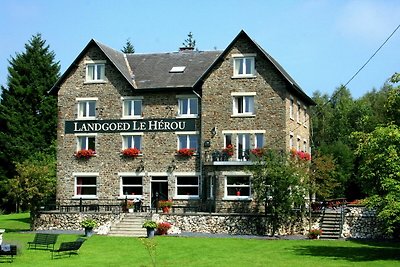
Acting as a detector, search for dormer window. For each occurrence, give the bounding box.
[85,60,105,82]
[170,66,186,73]
[232,54,256,78]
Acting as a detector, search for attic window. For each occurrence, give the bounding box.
[170,66,186,73]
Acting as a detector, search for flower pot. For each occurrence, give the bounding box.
[162,206,170,213]
[146,228,155,238]
[85,227,94,237]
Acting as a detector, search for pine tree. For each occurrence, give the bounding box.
[0,34,59,210]
[182,32,196,49]
[121,39,135,53]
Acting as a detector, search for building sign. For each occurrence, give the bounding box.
[65,118,196,134]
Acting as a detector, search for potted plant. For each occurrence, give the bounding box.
[142,220,157,238]
[81,219,97,237]
[308,228,322,239]
[177,148,195,157]
[157,222,172,235]
[158,199,173,213]
[222,144,234,160]
[121,147,141,158]
[74,149,96,159]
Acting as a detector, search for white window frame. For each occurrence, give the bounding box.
[73,172,98,199]
[289,132,294,149]
[222,130,265,161]
[232,54,256,78]
[122,97,143,119]
[121,133,143,151]
[119,173,144,198]
[237,133,251,161]
[85,60,105,82]
[76,133,97,152]
[177,95,198,118]
[224,174,252,200]
[77,97,97,120]
[231,92,255,117]
[303,106,308,127]
[297,136,301,151]
[175,174,200,199]
[176,131,199,152]
[303,139,308,153]
[297,101,301,124]
[255,133,264,148]
[289,96,294,120]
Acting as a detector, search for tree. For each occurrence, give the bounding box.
[121,39,135,53]
[248,150,305,235]
[308,152,338,201]
[0,34,59,211]
[7,146,56,218]
[182,32,196,49]
[354,125,400,238]
[385,73,400,125]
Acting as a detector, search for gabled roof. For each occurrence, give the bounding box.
[196,30,315,105]
[50,31,315,105]
[49,39,135,94]
[127,51,221,89]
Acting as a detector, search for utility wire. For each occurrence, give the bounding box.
[295,23,400,151]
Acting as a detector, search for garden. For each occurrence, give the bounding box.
[0,213,399,266]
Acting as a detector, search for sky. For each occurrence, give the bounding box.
[1,0,399,99]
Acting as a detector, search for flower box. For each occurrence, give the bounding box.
[121,148,141,158]
[74,149,96,159]
[222,144,234,157]
[177,148,195,157]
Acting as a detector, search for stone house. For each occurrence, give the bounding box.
[50,30,314,213]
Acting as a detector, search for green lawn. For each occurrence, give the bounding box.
[1,213,399,266]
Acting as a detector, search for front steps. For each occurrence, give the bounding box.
[320,208,342,239]
[108,213,150,237]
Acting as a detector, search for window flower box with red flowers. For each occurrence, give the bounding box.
[177,148,195,157]
[121,148,141,158]
[74,149,96,159]
[222,144,234,157]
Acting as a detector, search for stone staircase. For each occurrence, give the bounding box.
[320,208,343,239]
[108,213,150,237]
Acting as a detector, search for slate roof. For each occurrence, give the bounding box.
[49,30,314,105]
[126,51,221,89]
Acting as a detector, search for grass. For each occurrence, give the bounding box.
[1,213,399,266]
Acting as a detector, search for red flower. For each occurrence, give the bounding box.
[250,148,264,157]
[157,222,172,235]
[177,148,195,157]
[291,148,311,161]
[75,149,96,159]
[223,144,234,156]
[122,148,141,158]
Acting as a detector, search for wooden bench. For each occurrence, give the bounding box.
[28,233,58,250]
[51,238,85,259]
[0,245,17,262]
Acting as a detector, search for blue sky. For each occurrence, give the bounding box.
[1,0,399,99]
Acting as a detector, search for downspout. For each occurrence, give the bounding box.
[192,90,204,209]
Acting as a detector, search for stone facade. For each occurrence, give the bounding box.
[53,31,314,213]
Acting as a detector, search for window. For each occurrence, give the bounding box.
[233,55,255,77]
[255,133,264,148]
[224,134,232,147]
[178,133,198,152]
[297,136,301,151]
[122,134,142,150]
[86,62,105,82]
[121,176,143,196]
[232,95,254,116]
[77,99,96,119]
[178,97,198,117]
[77,135,96,151]
[303,140,308,152]
[303,106,308,126]
[297,101,301,123]
[122,98,142,118]
[289,97,294,119]
[176,176,199,198]
[289,133,294,149]
[75,175,97,197]
[225,176,251,198]
[237,133,250,160]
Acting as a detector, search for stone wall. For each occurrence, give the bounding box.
[342,206,386,239]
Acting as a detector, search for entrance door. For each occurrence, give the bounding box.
[151,179,168,208]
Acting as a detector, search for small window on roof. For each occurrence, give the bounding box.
[170,66,186,73]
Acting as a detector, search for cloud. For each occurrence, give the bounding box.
[335,0,400,43]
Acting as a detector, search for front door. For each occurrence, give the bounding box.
[151,179,168,209]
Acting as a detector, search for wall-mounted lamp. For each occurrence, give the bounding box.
[136,159,145,172]
[168,159,177,172]
[211,127,217,138]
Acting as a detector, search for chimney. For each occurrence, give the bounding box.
[179,46,195,52]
